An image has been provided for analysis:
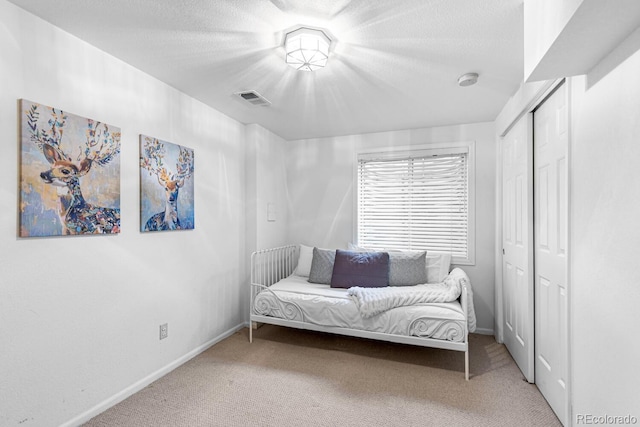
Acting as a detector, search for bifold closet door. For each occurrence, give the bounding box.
[534,81,569,426]
[501,114,534,383]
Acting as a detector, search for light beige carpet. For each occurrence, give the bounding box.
[85,325,561,427]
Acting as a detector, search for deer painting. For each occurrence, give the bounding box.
[20,100,121,236]
[140,136,194,232]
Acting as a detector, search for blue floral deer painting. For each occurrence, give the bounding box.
[140,136,194,232]
[23,101,121,236]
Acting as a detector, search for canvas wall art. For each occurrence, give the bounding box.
[19,99,121,237]
[140,135,195,232]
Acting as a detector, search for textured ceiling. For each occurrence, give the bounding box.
[8,0,524,140]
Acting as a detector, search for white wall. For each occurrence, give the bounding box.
[245,123,290,253]
[568,35,640,420]
[285,123,497,333]
[523,0,583,80]
[0,1,247,426]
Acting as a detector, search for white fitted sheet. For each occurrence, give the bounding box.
[253,274,467,342]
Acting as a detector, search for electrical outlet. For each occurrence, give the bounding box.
[159,323,168,340]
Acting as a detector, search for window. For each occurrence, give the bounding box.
[356,143,475,265]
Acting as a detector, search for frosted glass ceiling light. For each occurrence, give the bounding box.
[284,27,331,71]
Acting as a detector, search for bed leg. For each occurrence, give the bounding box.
[249,321,253,343]
[465,350,469,381]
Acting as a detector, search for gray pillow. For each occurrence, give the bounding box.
[308,247,336,284]
[388,251,427,286]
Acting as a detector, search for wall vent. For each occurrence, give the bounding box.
[234,90,271,107]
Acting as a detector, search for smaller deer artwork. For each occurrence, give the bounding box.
[140,136,195,232]
[19,100,121,237]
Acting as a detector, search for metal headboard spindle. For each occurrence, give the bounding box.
[250,244,299,330]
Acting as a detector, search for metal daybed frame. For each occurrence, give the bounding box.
[249,245,470,380]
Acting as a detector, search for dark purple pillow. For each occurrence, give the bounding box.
[330,249,390,288]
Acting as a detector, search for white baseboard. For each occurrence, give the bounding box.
[62,323,246,427]
[473,327,494,336]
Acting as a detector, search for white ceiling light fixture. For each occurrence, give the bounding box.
[284,27,331,71]
[458,73,479,87]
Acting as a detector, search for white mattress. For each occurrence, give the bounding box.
[253,274,467,342]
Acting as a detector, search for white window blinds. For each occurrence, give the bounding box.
[357,147,471,262]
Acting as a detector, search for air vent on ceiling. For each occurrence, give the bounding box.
[235,90,271,107]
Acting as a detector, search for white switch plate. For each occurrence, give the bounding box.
[267,203,277,222]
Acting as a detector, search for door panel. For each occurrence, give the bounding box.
[501,114,534,382]
[534,81,569,425]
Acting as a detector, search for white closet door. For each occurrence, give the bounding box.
[502,114,534,382]
[534,81,569,425]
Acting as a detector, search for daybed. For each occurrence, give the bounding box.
[249,245,477,380]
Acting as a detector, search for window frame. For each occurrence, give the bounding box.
[354,141,476,265]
